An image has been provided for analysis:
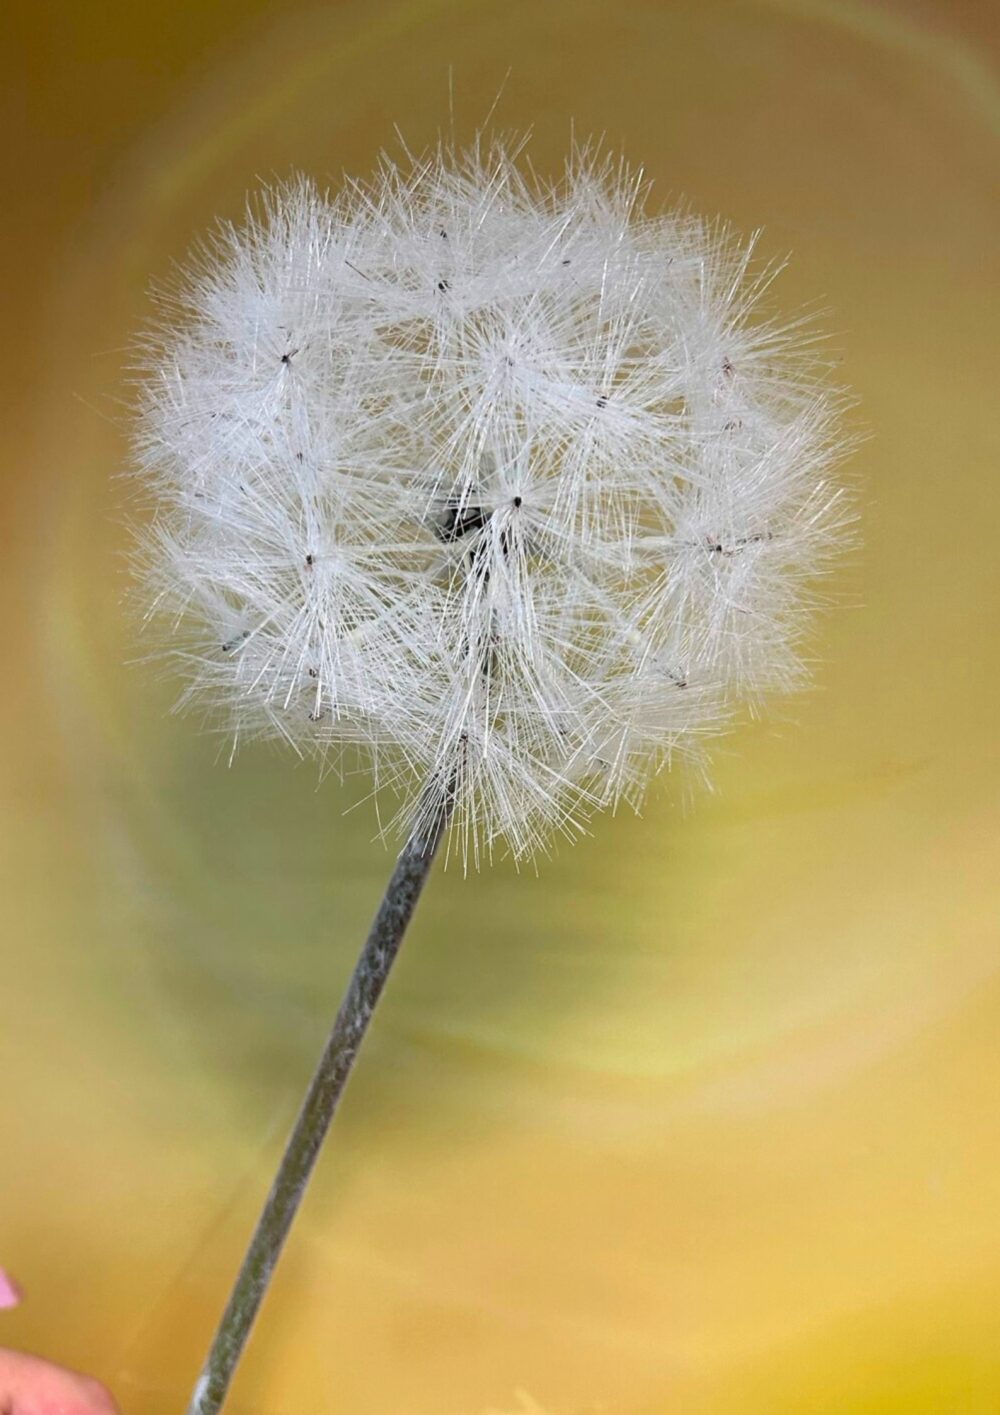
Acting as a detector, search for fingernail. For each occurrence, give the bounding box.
[0,1269,22,1309]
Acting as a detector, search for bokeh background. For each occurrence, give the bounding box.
[3,1,1000,1411]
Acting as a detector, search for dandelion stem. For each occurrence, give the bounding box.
[184,782,454,1415]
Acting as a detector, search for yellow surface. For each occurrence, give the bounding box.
[3,1,1000,1411]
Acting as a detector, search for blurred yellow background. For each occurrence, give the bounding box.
[3,1,999,1411]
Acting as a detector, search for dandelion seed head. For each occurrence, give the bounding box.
[132,135,853,863]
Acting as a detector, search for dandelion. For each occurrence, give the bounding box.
[132,135,852,1413]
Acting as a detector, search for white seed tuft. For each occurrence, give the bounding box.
[132,136,853,863]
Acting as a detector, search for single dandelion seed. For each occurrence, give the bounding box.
[129,133,854,1414]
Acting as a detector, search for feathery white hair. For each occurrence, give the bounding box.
[133,135,851,863]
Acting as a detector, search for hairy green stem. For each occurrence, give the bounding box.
[185,788,453,1415]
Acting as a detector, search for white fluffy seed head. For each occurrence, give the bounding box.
[131,135,853,864]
